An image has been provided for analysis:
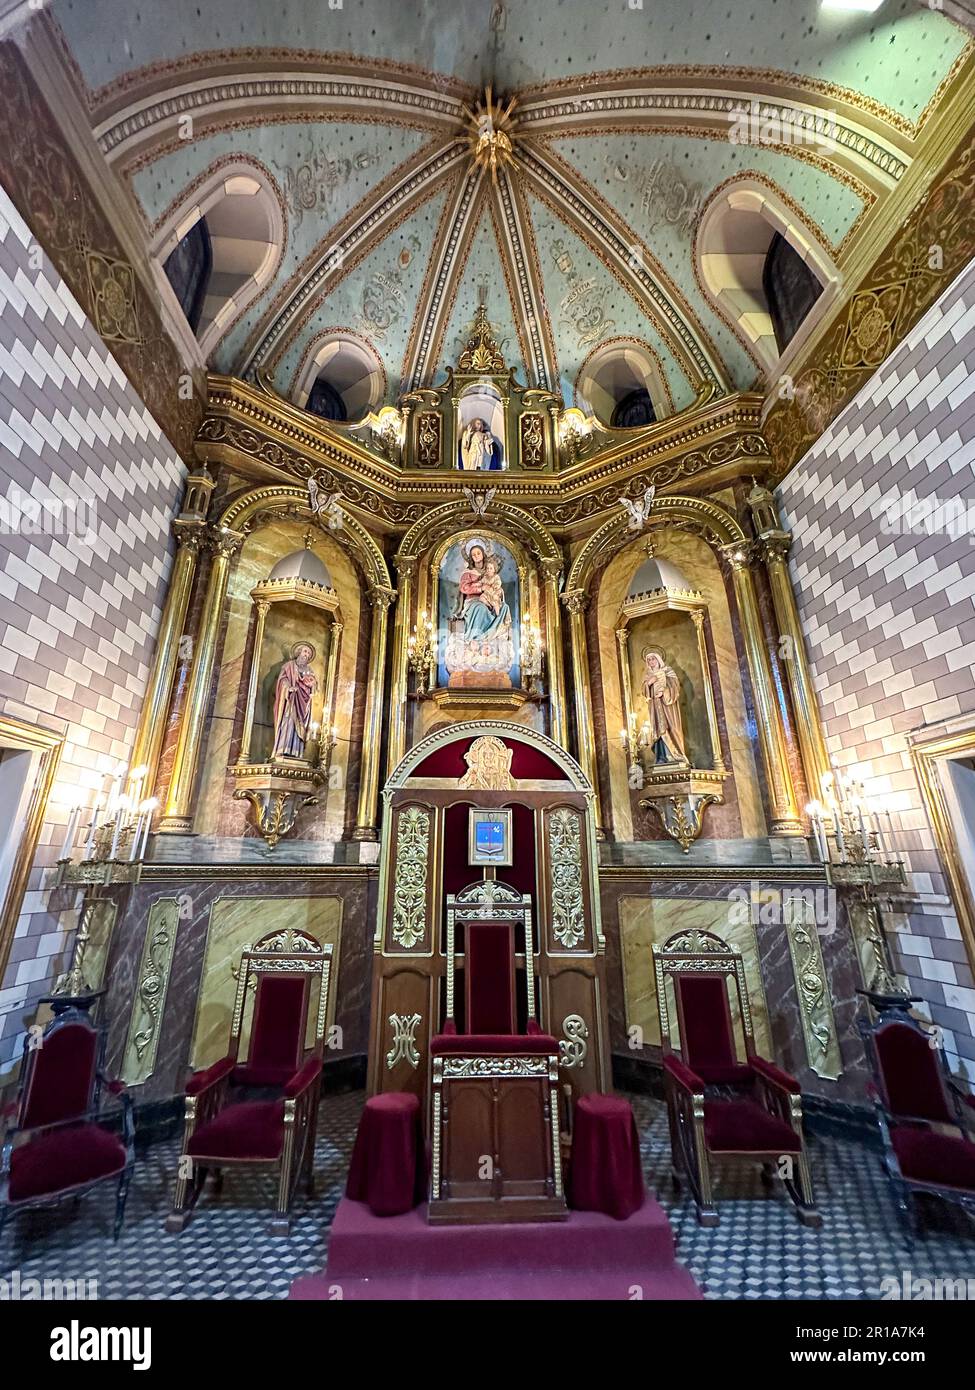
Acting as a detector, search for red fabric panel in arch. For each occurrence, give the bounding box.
[442,800,536,900]
[411,735,568,782]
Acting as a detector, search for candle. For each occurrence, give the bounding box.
[872,809,889,861]
[59,805,81,862]
[127,763,148,806]
[109,795,129,860]
[83,796,103,861]
[833,811,846,860]
[805,802,827,862]
[138,798,158,861]
[128,813,145,862]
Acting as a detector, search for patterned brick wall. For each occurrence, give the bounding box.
[779,256,975,1072]
[0,185,185,1076]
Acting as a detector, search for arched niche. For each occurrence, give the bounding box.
[292,331,387,424]
[151,159,285,365]
[595,529,767,846]
[575,338,672,427]
[194,515,365,843]
[695,177,839,377]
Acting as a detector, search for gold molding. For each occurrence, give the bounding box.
[0,714,65,985]
[909,722,975,979]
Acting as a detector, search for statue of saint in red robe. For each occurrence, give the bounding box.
[272,642,317,760]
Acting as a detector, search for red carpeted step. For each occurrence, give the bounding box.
[291,1196,700,1298]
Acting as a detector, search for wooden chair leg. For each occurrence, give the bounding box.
[165,1160,206,1234]
[114,1167,133,1241]
[785,1151,822,1228]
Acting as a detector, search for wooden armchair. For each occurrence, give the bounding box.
[166,929,332,1236]
[653,929,820,1228]
[429,879,565,1224]
[1,1002,134,1240]
[858,990,975,1232]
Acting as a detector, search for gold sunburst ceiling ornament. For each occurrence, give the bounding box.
[464,86,518,182]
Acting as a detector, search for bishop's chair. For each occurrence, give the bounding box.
[429,879,566,1224]
[1,1003,134,1240]
[858,991,975,1232]
[653,929,820,1227]
[166,929,332,1235]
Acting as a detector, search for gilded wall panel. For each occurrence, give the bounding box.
[121,898,181,1086]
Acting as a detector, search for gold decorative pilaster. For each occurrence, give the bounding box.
[121,897,181,1085]
[562,589,604,836]
[691,609,726,774]
[784,903,843,1081]
[129,523,203,794]
[239,599,269,764]
[616,626,635,749]
[387,555,416,777]
[726,551,802,836]
[159,526,244,834]
[762,535,833,813]
[355,585,395,840]
[541,558,568,751]
[323,618,344,734]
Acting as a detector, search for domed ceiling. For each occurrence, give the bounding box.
[50,0,973,417]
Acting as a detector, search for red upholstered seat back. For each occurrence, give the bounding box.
[247,973,311,1076]
[674,973,739,1073]
[465,920,516,1035]
[21,1021,98,1129]
[875,1020,956,1124]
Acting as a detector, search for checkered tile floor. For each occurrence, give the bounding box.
[1,1090,972,1300]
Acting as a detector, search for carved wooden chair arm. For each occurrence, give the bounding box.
[283,1057,322,1101]
[663,1053,706,1095]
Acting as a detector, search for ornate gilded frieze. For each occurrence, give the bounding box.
[391,806,430,949]
[548,807,585,949]
[765,129,975,477]
[442,1054,550,1079]
[121,898,181,1086]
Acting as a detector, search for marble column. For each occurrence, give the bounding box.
[386,554,415,779]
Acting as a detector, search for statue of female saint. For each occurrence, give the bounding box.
[641,649,687,765]
[459,417,501,471]
[272,641,318,760]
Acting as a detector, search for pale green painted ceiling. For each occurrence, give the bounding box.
[48,0,974,413]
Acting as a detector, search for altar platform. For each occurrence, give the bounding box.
[290,1195,701,1301]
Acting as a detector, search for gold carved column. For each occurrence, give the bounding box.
[355,584,395,841]
[761,534,833,810]
[130,468,214,795]
[238,599,270,764]
[158,525,244,834]
[562,589,604,836]
[386,554,416,778]
[541,558,569,750]
[726,550,802,836]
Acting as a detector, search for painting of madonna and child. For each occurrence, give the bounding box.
[437,537,521,690]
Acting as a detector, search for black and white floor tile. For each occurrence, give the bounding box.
[1,1090,972,1300]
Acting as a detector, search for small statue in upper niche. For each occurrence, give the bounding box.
[272,641,318,761]
[459,417,502,471]
[642,649,687,766]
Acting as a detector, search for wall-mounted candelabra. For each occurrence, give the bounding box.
[619,713,651,771]
[407,610,437,695]
[521,621,543,695]
[807,770,908,995]
[54,762,159,887]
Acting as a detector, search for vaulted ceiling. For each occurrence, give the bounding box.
[49,0,974,417]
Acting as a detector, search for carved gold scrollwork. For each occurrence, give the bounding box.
[121,899,181,1085]
[520,411,544,467]
[442,1055,549,1079]
[417,410,441,467]
[784,910,843,1081]
[391,806,430,949]
[549,807,585,949]
[559,1014,589,1069]
[386,1012,422,1070]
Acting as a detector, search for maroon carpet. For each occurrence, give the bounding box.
[290,1196,701,1300]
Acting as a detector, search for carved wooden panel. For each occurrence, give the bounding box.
[416,410,442,468]
[520,411,545,468]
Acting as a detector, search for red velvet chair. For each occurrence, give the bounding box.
[858,990,975,1232]
[652,929,820,1227]
[429,879,565,1223]
[0,1003,134,1240]
[166,930,332,1236]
